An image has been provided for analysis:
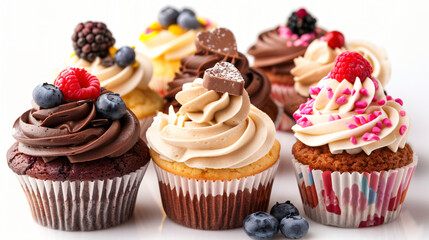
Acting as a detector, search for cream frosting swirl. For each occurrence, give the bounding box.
[71,52,152,96]
[146,78,276,169]
[292,77,409,155]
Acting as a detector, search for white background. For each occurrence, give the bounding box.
[1,0,428,239]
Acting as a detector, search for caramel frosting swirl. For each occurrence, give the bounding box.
[12,97,140,163]
[292,77,409,155]
[147,79,276,169]
[72,52,153,96]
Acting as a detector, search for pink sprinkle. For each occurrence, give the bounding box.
[359,88,369,96]
[301,107,313,115]
[386,95,393,101]
[372,126,381,134]
[350,136,357,145]
[299,103,305,111]
[341,88,351,95]
[372,78,379,90]
[353,116,360,125]
[346,123,358,129]
[373,111,382,117]
[400,110,406,116]
[297,117,313,128]
[328,91,334,100]
[286,41,293,47]
[309,87,321,95]
[327,87,332,91]
[359,116,367,125]
[145,28,153,34]
[351,89,356,96]
[368,114,375,121]
[335,96,348,105]
[383,118,392,127]
[399,125,407,135]
[376,121,383,129]
[372,96,378,102]
[337,115,342,119]
[293,113,302,121]
[362,132,380,141]
[395,98,404,106]
[329,115,335,121]
[355,101,368,108]
[378,99,386,106]
[355,108,365,114]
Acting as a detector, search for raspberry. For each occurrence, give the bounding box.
[296,8,308,18]
[328,51,373,83]
[54,67,101,101]
[324,31,345,49]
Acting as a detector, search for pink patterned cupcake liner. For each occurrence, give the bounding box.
[270,84,296,107]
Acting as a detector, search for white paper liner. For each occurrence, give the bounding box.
[16,163,149,231]
[139,116,154,144]
[291,154,417,228]
[273,100,285,129]
[153,159,279,229]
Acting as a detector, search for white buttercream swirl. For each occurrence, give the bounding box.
[146,78,276,169]
[292,77,409,155]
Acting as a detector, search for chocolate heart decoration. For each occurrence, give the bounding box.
[196,28,238,56]
[203,62,244,96]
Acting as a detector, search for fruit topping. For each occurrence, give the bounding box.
[114,46,136,68]
[328,51,373,83]
[325,31,345,49]
[177,10,201,30]
[270,201,300,222]
[95,93,127,121]
[286,8,317,36]
[279,216,309,239]
[180,8,196,16]
[243,212,279,240]
[72,21,115,62]
[32,83,64,108]
[54,67,101,101]
[158,6,180,28]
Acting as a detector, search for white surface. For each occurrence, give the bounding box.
[1,0,428,239]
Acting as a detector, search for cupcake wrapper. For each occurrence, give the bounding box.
[273,100,285,129]
[270,84,296,106]
[16,163,149,231]
[153,160,279,230]
[276,113,295,132]
[139,116,154,144]
[291,154,418,228]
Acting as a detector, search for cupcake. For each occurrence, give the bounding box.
[248,8,325,131]
[139,6,214,95]
[146,62,280,230]
[71,21,162,142]
[164,27,282,126]
[7,67,151,231]
[291,51,416,227]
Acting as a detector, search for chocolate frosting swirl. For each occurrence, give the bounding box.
[13,94,140,163]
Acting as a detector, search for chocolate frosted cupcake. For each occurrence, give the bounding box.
[164,27,281,125]
[290,51,416,227]
[7,67,150,231]
[248,8,326,131]
[147,62,280,230]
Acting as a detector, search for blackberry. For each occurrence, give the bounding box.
[71,21,115,62]
[286,9,317,36]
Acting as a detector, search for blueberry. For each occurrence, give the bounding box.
[279,215,309,239]
[270,201,300,222]
[95,93,127,121]
[243,212,279,240]
[180,8,195,16]
[114,46,136,68]
[158,6,179,28]
[177,12,201,30]
[32,83,63,108]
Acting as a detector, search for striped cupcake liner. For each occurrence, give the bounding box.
[139,116,154,144]
[16,163,149,231]
[153,160,279,230]
[291,154,417,228]
[270,84,296,107]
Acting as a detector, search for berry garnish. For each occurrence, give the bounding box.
[328,51,373,83]
[270,201,300,222]
[114,46,136,67]
[180,8,195,16]
[243,212,279,240]
[32,83,64,108]
[325,31,345,49]
[158,6,180,28]
[54,67,101,101]
[72,21,115,62]
[95,93,127,121]
[177,11,201,30]
[287,8,317,36]
[279,216,309,239]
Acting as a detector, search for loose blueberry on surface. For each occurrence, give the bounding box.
[95,93,127,121]
[114,46,136,68]
[180,8,195,16]
[158,6,180,28]
[279,215,309,239]
[32,83,64,108]
[243,211,279,240]
[177,12,201,30]
[270,200,300,221]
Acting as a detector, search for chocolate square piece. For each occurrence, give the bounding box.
[203,62,244,96]
[196,28,238,56]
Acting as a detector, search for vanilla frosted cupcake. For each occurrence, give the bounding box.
[146,62,280,230]
[139,7,214,95]
[71,21,163,141]
[291,51,415,228]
